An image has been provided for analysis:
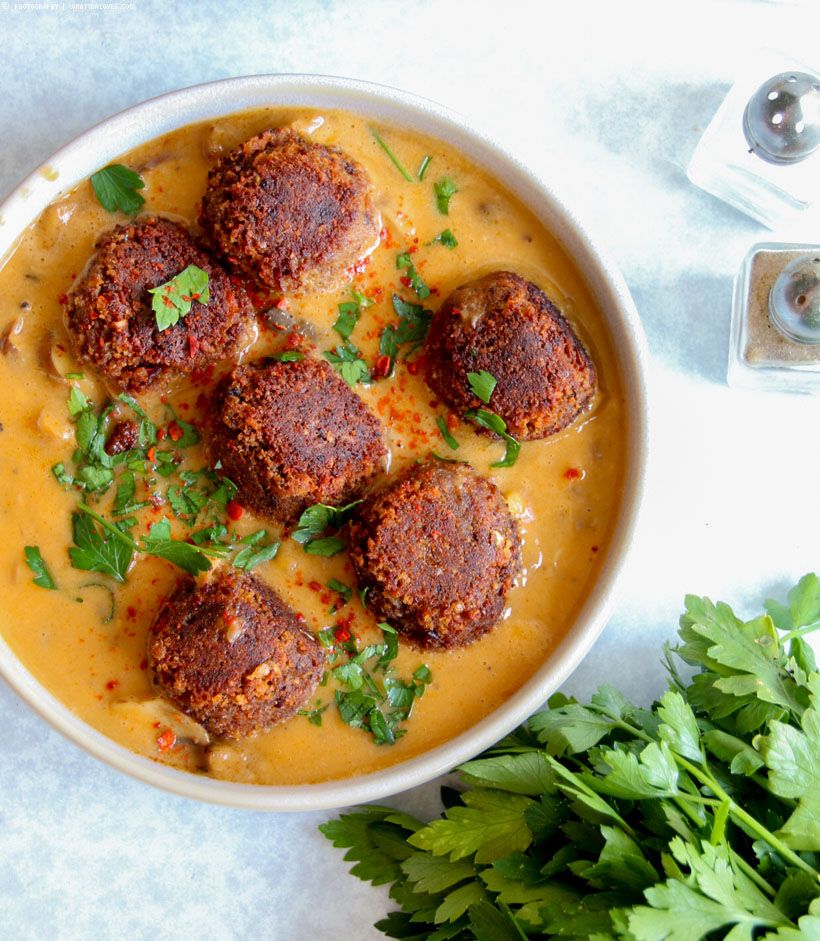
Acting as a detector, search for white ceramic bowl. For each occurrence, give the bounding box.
[0,75,650,811]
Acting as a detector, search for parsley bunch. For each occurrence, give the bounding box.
[322,574,820,939]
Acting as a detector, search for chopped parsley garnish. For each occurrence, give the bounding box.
[269,351,304,362]
[90,164,146,216]
[431,228,458,248]
[148,264,210,331]
[436,415,459,451]
[324,342,370,388]
[24,546,57,590]
[69,507,135,582]
[417,155,432,180]
[370,128,413,182]
[333,288,374,341]
[321,624,431,745]
[396,251,430,300]
[51,394,274,582]
[298,702,330,727]
[466,408,521,468]
[433,177,458,215]
[232,531,280,572]
[378,294,433,378]
[327,579,353,612]
[292,501,361,556]
[467,369,497,404]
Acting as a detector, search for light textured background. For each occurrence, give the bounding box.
[2,1,820,938]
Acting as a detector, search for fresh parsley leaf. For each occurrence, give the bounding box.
[378,294,433,377]
[68,508,134,582]
[232,538,279,572]
[434,177,458,214]
[90,164,146,215]
[298,703,329,727]
[322,576,820,938]
[436,415,459,451]
[465,408,520,468]
[370,128,413,182]
[142,518,211,576]
[148,264,210,332]
[269,351,305,362]
[396,250,430,300]
[324,342,370,387]
[24,546,57,590]
[432,228,458,248]
[467,370,497,404]
[292,501,360,544]
[304,536,347,557]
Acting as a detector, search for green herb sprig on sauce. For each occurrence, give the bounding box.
[90,164,146,216]
[315,622,432,745]
[292,501,361,557]
[52,390,278,582]
[378,294,433,378]
[148,265,210,331]
[322,573,820,938]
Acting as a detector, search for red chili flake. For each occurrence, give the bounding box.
[157,729,176,753]
[275,297,290,311]
[333,625,351,643]
[308,580,322,593]
[139,659,148,670]
[226,500,244,521]
[126,606,137,620]
[563,467,583,480]
[399,275,412,289]
[446,413,460,433]
[105,680,119,691]
[156,426,167,441]
[149,493,164,508]
[406,360,420,376]
[167,421,184,442]
[286,331,303,349]
[374,354,391,378]
[147,446,156,463]
[189,334,200,359]
[591,545,599,553]
[57,293,68,305]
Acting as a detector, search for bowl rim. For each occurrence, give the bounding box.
[0,73,651,811]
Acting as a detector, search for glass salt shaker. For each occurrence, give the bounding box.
[688,50,820,230]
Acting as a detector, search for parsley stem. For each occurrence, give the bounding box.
[779,620,820,642]
[78,502,140,552]
[728,844,777,899]
[370,129,413,182]
[592,709,820,883]
[673,752,820,883]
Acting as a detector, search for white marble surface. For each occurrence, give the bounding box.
[3,1,820,938]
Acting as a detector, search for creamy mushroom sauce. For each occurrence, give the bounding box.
[0,108,626,784]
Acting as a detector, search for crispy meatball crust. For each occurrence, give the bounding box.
[149,569,325,738]
[65,216,254,394]
[199,127,380,294]
[347,461,521,650]
[209,356,388,528]
[423,271,597,440]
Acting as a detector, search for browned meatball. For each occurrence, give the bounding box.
[65,216,254,394]
[423,271,596,440]
[209,356,388,528]
[149,568,324,738]
[347,461,521,650]
[199,127,380,294]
